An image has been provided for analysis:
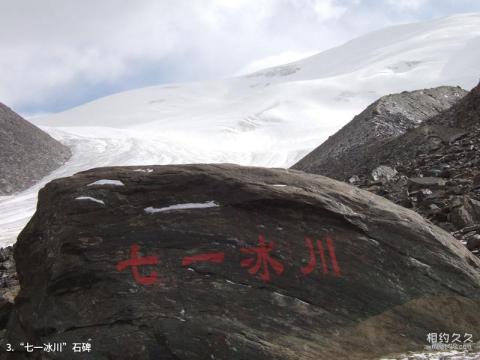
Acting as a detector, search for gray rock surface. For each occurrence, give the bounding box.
[371,166,398,183]
[0,246,18,337]
[291,82,480,259]
[3,164,480,359]
[0,103,71,195]
[292,86,467,179]
[427,82,480,129]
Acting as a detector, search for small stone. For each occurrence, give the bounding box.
[473,174,480,190]
[466,235,480,251]
[423,169,442,177]
[371,166,398,183]
[348,175,360,184]
[449,196,480,228]
[408,177,446,190]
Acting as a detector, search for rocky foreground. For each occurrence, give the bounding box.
[1,164,479,359]
[0,103,71,195]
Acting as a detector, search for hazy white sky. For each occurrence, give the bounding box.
[1,0,479,114]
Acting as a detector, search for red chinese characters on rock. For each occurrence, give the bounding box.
[301,237,341,277]
[182,252,225,266]
[240,234,284,282]
[116,243,159,285]
[116,234,342,286]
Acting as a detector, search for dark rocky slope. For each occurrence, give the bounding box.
[427,81,480,129]
[292,82,480,257]
[2,164,480,359]
[0,247,17,335]
[292,86,466,179]
[0,103,71,195]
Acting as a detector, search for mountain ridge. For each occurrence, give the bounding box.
[293,81,480,258]
[0,103,71,195]
[292,86,467,177]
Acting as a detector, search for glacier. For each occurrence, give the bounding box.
[1,13,480,246]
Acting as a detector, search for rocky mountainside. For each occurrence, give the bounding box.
[2,164,479,359]
[293,82,480,259]
[427,82,480,129]
[0,103,71,195]
[292,86,467,179]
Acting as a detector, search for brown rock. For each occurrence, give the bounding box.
[467,235,480,252]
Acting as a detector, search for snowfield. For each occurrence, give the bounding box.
[1,14,480,246]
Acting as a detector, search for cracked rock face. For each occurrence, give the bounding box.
[0,103,71,195]
[5,164,480,359]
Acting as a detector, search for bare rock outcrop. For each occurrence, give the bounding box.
[292,82,480,258]
[292,86,466,179]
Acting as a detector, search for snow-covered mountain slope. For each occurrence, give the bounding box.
[1,13,480,246]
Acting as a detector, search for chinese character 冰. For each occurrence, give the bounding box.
[241,234,284,282]
[43,342,66,352]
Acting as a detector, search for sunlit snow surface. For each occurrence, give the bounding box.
[1,14,480,246]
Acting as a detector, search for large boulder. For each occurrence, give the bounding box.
[0,103,71,195]
[4,164,480,359]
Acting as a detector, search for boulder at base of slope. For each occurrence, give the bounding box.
[4,164,480,360]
